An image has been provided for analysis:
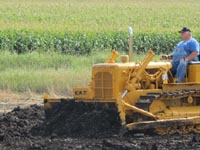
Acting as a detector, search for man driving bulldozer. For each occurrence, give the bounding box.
[162,27,199,83]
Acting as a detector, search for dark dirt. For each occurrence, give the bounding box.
[40,100,122,138]
[0,103,200,150]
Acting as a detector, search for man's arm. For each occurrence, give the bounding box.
[183,51,198,61]
[183,39,199,61]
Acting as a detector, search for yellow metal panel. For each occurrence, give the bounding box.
[188,64,200,82]
[164,106,200,118]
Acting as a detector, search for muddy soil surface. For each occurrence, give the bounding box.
[0,92,42,113]
[0,104,200,150]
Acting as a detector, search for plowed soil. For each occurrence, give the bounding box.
[0,103,200,150]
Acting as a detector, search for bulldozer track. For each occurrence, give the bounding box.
[136,89,200,110]
[159,89,200,101]
[131,89,200,135]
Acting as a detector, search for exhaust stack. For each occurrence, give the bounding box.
[128,27,133,62]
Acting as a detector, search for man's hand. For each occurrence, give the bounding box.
[161,54,168,60]
[180,57,187,62]
[161,54,173,60]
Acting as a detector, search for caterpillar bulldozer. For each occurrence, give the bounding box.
[44,27,200,135]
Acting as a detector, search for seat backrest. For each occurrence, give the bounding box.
[189,61,200,65]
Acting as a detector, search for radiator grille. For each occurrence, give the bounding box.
[94,72,113,99]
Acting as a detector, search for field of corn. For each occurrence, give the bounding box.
[1,0,200,54]
[1,0,200,94]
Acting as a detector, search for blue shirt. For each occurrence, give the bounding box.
[172,38,199,63]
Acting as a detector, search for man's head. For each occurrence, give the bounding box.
[179,27,192,41]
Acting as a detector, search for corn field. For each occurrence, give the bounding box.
[1,0,200,55]
[0,30,186,55]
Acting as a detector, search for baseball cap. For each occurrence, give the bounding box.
[178,27,191,33]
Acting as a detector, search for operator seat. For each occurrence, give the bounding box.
[188,55,200,82]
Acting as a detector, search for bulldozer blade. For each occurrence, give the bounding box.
[43,98,122,137]
[44,98,118,120]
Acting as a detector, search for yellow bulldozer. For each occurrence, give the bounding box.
[44,27,200,135]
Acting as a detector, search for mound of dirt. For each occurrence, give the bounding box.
[0,105,44,143]
[36,100,121,138]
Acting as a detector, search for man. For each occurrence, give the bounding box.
[164,27,199,83]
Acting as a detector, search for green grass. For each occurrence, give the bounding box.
[0,50,110,95]
[0,50,152,95]
[0,0,200,32]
